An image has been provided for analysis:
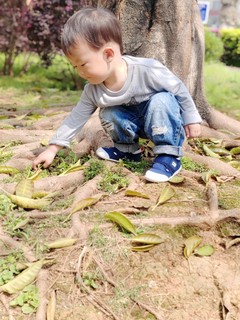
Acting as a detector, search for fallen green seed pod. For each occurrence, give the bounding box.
[15,179,34,198]
[32,190,49,199]
[0,166,20,175]
[125,189,150,199]
[105,211,137,235]
[8,194,51,210]
[46,238,78,249]
[0,260,44,294]
[131,244,155,252]
[131,233,163,245]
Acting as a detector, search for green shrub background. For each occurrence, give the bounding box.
[220,29,240,67]
[204,28,224,62]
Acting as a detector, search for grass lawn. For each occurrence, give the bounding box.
[0,53,81,111]
[204,62,240,120]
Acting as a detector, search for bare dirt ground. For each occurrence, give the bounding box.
[0,105,240,320]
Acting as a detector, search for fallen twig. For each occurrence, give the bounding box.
[92,255,117,287]
[132,298,166,320]
[92,250,165,320]
[76,246,120,320]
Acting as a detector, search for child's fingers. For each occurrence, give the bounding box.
[185,124,201,138]
[184,126,190,138]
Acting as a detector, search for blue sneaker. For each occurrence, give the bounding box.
[145,154,182,182]
[96,147,142,162]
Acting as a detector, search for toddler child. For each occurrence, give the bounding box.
[33,7,202,182]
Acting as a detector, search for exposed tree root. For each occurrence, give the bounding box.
[7,141,43,158]
[34,170,85,193]
[0,105,72,119]
[29,112,69,130]
[67,175,103,240]
[0,223,36,262]
[223,139,240,148]
[5,158,33,170]
[26,209,69,219]
[1,111,68,132]
[180,169,202,179]
[1,170,85,194]
[184,150,240,177]
[91,181,240,232]
[132,181,240,228]
[207,181,218,212]
[200,124,234,140]
[114,207,141,214]
[73,113,113,157]
[68,214,89,240]
[35,270,49,320]
[208,108,240,136]
[121,166,143,190]
[0,129,53,144]
[129,208,240,229]
[70,174,101,204]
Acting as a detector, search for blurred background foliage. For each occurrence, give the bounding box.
[0,0,239,118]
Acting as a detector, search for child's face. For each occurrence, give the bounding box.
[67,38,113,85]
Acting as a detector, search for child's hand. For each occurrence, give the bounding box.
[184,123,201,138]
[32,145,62,170]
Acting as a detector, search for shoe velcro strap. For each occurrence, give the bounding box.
[153,159,177,174]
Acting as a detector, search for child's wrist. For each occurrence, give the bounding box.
[48,144,63,154]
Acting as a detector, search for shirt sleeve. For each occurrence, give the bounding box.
[49,89,97,148]
[151,61,202,125]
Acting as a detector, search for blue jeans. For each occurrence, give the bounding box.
[99,92,185,157]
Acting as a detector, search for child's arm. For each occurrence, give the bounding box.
[32,88,97,170]
[184,123,201,138]
[32,144,63,170]
[150,60,202,126]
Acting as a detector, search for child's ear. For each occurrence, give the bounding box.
[103,47,114,62]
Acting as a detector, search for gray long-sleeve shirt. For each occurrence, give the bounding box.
[50,55,202,147]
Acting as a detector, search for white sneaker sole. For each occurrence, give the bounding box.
[95,148,119,162]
